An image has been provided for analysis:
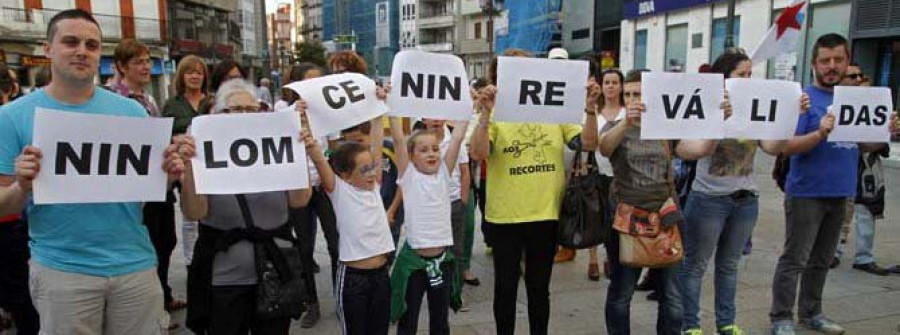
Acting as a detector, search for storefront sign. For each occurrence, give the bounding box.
[624,0,727,20]
[21,56,50,67]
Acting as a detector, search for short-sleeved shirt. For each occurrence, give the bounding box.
[329,178,395,261]
[692,139,759,195]
[605,122,672,210]
[486,122,581,224]
[202,191,290,286]
[398,163,453,249]
[0,88,156,277]
[786,85,858,198]
[439,126,470,201]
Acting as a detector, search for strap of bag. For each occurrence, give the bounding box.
[235,194,256,230]
[661,141,677,201]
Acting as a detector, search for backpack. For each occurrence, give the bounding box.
[857,151,886,218]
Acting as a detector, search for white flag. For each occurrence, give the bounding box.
[749,0,808,64]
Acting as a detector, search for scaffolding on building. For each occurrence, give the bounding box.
[495,0,561,56]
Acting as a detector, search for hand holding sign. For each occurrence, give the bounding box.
[829,86,894,142]
[14,146,42,193]
[284,73,388,137]
[819,110,836,138]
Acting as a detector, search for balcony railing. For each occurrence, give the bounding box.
[418,42,453,53]
[418,14,455,29]
[0,7,164,42]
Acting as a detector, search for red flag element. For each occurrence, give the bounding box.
[776,1,806,39]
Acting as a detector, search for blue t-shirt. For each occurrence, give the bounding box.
[785,85,859,198]
[0,88,156,277]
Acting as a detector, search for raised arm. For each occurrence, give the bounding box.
[469,85,496,161]
[581,78,601,151]
[176,135,209,221]
[389,117,409,177]
[444,120,470,174]
[599,101,643,157]
[298,102,337,193]
[370,115,385,185]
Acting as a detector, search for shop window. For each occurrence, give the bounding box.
[710,17,741,61]
[665,24,688,72]
[634,29,647,69]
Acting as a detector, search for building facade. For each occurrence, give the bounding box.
[399,0,417,49]
[417,0,456,54]
[850,0,900,105]
[456,0,492,79]
[321,0,400,77]
[300,0,324,43]
[0,0,172,102]
[619,0,851,86]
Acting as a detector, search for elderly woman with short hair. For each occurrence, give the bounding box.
[179,79,312,335]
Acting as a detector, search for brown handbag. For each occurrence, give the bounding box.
[612,201,683,268]
[611,141,684,268]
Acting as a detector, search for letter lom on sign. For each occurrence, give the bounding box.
[387,50,473,121]
[189,111,309,194]
[640,72,724,139]
[830,86,893,142]
[724,78,801,140]
[493,56,588,124]
[31,109,173,204]
[285,73,388,137]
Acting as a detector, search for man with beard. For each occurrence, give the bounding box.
[769,34,897,335]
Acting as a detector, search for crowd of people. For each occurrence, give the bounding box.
[0,8,899,335]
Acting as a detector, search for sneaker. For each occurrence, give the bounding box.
[683,327,703,335]
[852,262,890,276]
[800,316,844,335]
[717,324,743,335]
[300,302,321,328]
[771,321,796,335]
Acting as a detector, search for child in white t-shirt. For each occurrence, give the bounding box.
[301,109,395,335]
[387,116,469,335]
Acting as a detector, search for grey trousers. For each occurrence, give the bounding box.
[770,196,846,322]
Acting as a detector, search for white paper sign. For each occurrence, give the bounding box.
[387,51,473,121]
[189,111,309,194]
[829,86,894,143]
[725,78,802,140]
[32,109,172,204]
[641,72,725,139]
[284,73,388,137]
[494,57,588,124]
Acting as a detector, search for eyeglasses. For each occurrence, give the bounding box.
[221,105,260,113]
[357,163,379,176]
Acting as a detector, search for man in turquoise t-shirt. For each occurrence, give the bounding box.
[0,9,182,334]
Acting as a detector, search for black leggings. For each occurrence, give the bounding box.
[290,187,339,303]
[0,220,39,335]
[207,285,291,335]
[491,221,558,335]
[397,263,452,335]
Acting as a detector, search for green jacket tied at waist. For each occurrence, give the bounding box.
[389,243,462,322]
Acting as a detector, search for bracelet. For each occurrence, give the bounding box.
[585,108,598,115]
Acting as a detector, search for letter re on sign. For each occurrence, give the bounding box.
[493,56,589,124]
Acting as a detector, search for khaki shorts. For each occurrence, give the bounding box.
[29,262,168,335]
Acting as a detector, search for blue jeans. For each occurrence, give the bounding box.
[605,232,683,335]
[853,204,876,265]
[680,191,759,329]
